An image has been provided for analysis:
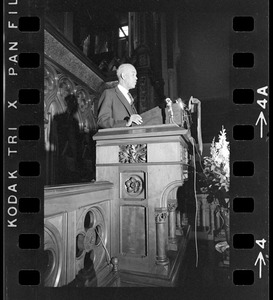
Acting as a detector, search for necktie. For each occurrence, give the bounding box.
[127,92,134,105]
[128,92,137,114]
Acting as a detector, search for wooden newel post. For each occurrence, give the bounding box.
[155,208,169,265]
[168,200,177,246]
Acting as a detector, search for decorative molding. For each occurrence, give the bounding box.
[44,58,99,113]
[181,146,188,164]
[45,29,105,93]
[119,144,147,163]
[44,56,100,185]
[76,206,107,274]
[155,208,168,224]
[167,200,177,212]
[45,19,106,82]
[44,62,58,101]
[125,176,143,196]
[44,59,99,150]
[120,205,147,257]
[45,181,113,200]
[120,171,146,200]
[138,75,149,113]
[44,220,64,287]
[160,180,183,208]
[94,124,189,143]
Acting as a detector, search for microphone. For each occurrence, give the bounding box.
[188,96,201,112]
[188,96,194,113]
[165,98,174,120]
[176,98,184,110]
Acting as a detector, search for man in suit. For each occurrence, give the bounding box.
[97,63,143,128]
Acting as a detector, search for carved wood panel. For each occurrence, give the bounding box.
[120,170,146,200]
[44,213,67,287]
[44,183,114,287]
[44,59,98,185]
[120,205,147,257]
[119,144,147,164]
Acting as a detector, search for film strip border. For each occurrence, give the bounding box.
[4,0,45,298]
[229,4,269,296]
[3,0,268,299]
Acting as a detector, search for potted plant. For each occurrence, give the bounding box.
[198,126,230,244]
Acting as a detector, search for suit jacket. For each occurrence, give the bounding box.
[97,86,137,128]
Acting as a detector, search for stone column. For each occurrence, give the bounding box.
[155,208,169,265]
[168,200,178,250]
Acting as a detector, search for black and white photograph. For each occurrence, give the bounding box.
[3,0,269,299]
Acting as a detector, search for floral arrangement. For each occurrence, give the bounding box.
[199,126,230,208]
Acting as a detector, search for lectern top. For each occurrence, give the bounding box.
[93,124,190,141]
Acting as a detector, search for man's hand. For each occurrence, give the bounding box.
[126,114,143,126]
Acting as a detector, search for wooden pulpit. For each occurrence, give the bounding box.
[93,124,192,286]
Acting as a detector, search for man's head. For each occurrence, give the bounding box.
[116,63,137,90]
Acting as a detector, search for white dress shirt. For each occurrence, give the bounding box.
[117,84,132,104]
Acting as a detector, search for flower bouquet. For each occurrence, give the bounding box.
[198,126,230,242]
